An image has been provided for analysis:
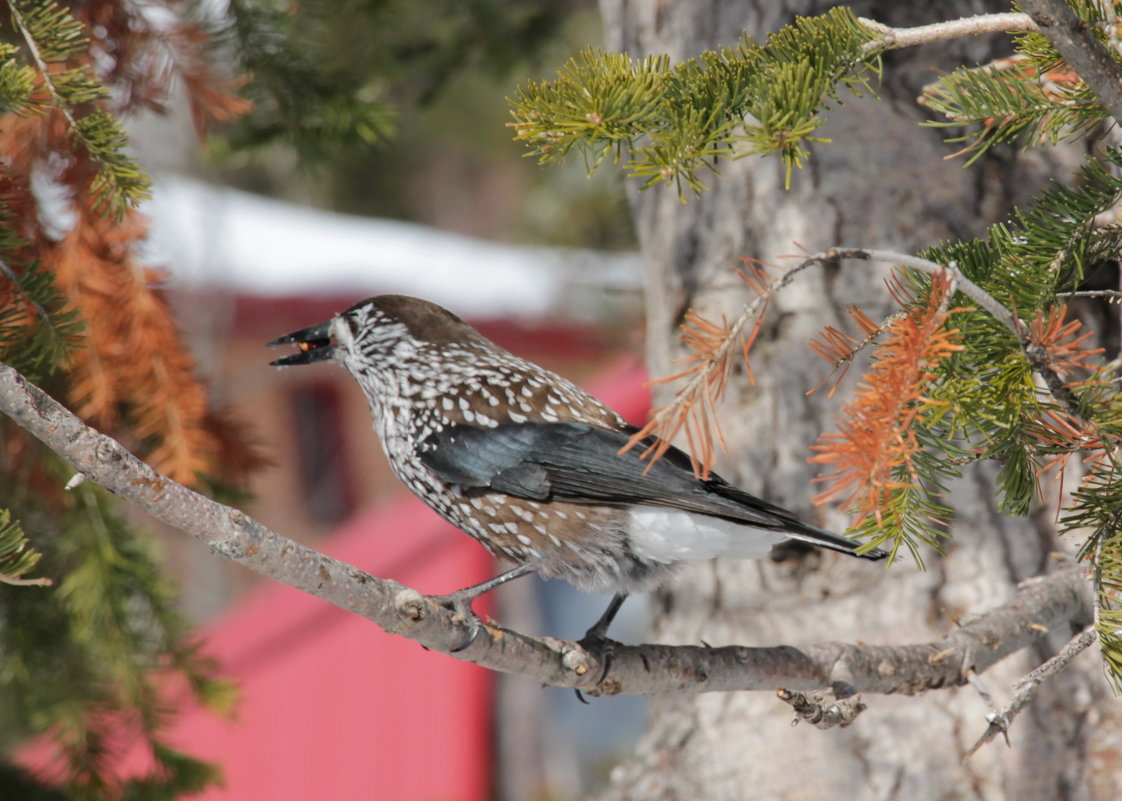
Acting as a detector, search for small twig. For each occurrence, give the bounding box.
[946,451,987,466]
[834,249,1020,334]
[965,669,994,708]
[808,308,904,397]
[0,573,53,588]
[859,13,1037,54]
[1014,625,1096,690]
[625,258,819,474]
[964,669,1009,747]
[964,625,1096,759]
[1056,289,1122,301]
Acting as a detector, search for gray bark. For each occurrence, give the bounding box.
[595,1,1122,799]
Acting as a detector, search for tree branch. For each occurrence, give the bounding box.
[0,361,1093,697]
[964,624,1097,758]
[817,247,1090,421]
[1019,0,1122,126]
[826,247,1019,333]
[859,13,1038,54]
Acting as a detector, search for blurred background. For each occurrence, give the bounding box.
[3,1,655,799]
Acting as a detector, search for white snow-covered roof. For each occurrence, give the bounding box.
[142,174,640,321]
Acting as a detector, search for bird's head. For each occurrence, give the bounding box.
[268,294,486,372]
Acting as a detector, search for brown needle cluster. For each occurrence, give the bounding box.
[622,260,771,479]
[809,270,965,525]
[0,2,255,485]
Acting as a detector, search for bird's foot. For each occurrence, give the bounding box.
[571,593,628,703]
[578,627,617,682]
[573,628,618,703]
[425,565,534,651]
[427,590,485,652]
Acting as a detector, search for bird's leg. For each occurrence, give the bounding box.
[583,592,628,642]
[428,564,536,651]
[574,593,628,701]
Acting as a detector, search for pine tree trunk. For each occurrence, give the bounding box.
[594,1,1122,798]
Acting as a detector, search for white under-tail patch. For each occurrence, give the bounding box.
[628,506,787,563]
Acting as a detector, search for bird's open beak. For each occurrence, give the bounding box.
[267,320,337,367]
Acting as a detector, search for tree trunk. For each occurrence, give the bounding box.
[594,1,1121,798]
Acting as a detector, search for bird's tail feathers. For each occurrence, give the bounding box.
[705,479,887,561]
[785,522,888,561]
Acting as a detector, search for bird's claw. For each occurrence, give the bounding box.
[579,631,616,684]
[429,593,483,653]
[573,629,617,702]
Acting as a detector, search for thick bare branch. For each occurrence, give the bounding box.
[0,361,1092,697]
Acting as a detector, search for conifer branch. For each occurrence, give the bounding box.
[818,247,1096,422]
[808,305,895,397]
[0,360,1095,698]
[622,258,818,478]
[919,54,1101,163]
[42,207,223,485]
[0,4,261,790]
[630,245,1090,558]
[1020,0,1122,125]
[7,3,83,125]
[6,0,151,216]
[916,2,1122,162]
[0,508,51,587]
[510,7,879,192]
[0,257,49,327]
[511,7,1110,190]
[809,268,965,550]
[0,208,82,380]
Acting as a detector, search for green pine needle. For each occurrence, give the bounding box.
[0,41,43,116]
[0,484,230,796]
[218,0,397,162]
[0,199,83,381]
[5,0,152,218]
[1067,471,1122,692]
[920,1,1118,163]
[509,7,880,194]
[0,510,50,587]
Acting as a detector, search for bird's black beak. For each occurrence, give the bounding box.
[267,320,337,367]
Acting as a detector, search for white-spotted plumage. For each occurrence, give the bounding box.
[269,295,886,616]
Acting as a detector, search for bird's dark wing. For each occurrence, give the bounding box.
[419,421,703,505]
[418,421,883,561]
[418,423,554,500]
